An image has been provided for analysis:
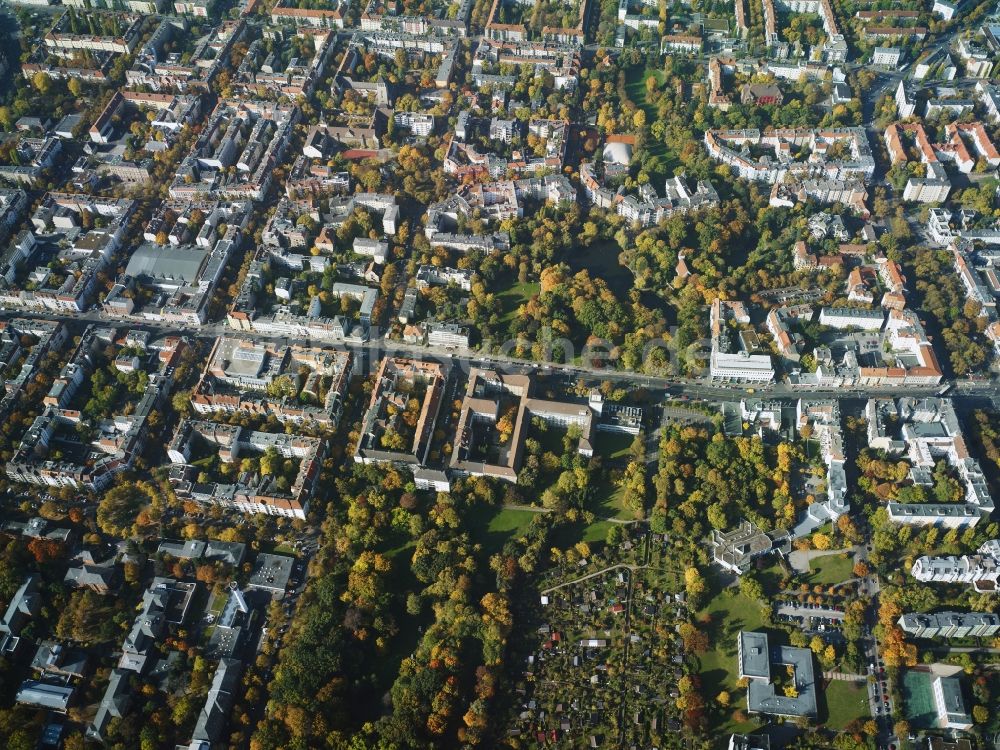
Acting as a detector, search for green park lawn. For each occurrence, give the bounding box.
[623,70,663,151]
[697,589,766,698]
[823,679,871,729]
[582,519,616,544]
[550,517,617,550]
[466,506,538,555]
[808,553,855,585]
[587,474,641,521]
[622,66,680,180]
[595,430,636,460]
[588,433,644,521]
[380,500,534,682]
[498,281,540,324]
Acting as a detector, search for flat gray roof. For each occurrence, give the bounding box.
[741,631,818,718]
[16,680,74,710]
[935,676,971,725]
[908,422,949,438]
[125,243,209,284]
[248,553,294,592]
[739,631,770,680]
[157,540,205,559]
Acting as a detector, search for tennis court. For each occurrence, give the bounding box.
[902,669,937,728]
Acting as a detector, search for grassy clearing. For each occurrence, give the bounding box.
[498,281,540,324]
[466,506,538,556]
[595,430,635,460]
[808,553,855,585]
[622,66,680,180]
[582,519,617,543]
[551,517,618,549]
[697,589,767,697]
[696,587,772,737]
[823,679,871,729]
[528,422,570,458]
[588,474,640,521]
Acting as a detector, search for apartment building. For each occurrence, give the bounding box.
[898,611,1000,639]
[911,540,1000,591]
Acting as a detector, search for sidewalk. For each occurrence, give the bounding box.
[823,670,866,681]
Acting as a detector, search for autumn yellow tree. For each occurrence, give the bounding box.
[684,567,706,606]
[812,532,832,550]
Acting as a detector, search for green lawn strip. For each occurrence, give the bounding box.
[498,281,540,324]
[383,539,415,562]
[696,588,772,734]
[822,679,871,729]
[587,473,638,521]
[466,506,538,556]
[594,430,635,460]
[755,560,788,597]
[552,516,618,546]
[589,431,644,522]
[581,519,616,544]
[375,553,428,691]
[623,66,680,178]
[808,553,855,585]
[207,590,226,617]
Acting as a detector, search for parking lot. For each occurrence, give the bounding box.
[775,601,846,621]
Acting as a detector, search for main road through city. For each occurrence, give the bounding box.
[5,307,1000,407]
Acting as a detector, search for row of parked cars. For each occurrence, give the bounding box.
[776,600,845,613]
[775,611,843,633]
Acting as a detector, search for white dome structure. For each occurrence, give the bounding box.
[602,140,633,166]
